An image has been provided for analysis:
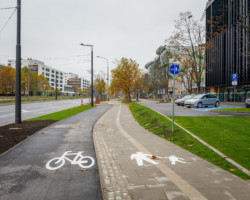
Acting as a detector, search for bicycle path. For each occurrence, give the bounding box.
[93,102,250,200]
[0,104,111,200]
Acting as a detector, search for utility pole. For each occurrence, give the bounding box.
[97,56,109,101]
[15,0,21,124]
[80,43,94,106]
[91,46,94,106]
[55,74,57,100]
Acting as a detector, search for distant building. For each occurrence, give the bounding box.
[8,59,90,95]
[205,0,250,102]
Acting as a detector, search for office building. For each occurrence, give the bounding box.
[205,0,250,102]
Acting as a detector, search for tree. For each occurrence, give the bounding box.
[94,75,106,101]
[111,58,142,102]
[166,12,206,94]
[0,66,16,95]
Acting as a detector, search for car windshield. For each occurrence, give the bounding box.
[182,95,193,100]
[192,94,205,99]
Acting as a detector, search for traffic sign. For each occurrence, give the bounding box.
[232,73,237,86]
[103,91,105,94]
[170,64,180,75]
[160,89,163,92]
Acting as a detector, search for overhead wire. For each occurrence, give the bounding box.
[0,7,17,11]
[0,8,16,34]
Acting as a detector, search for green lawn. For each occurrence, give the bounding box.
[26,104,93,121]
[214,108,250,112]
[175,116,250,171]
[129,102,250,180]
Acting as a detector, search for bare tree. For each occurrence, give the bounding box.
[166,12,206,94]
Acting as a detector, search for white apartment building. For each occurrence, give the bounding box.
[8,59,90,95]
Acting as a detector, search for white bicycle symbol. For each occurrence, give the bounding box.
[46,151,95,170]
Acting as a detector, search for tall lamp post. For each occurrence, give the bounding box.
[15,0,21,124]
[80,43,94,107]
[97,56,109,101]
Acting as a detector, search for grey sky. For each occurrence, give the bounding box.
[0,0,207,80]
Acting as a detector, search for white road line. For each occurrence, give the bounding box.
[116,105,207,200]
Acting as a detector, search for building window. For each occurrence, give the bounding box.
[42,72,44,75]
[51,74,54,77]
[56,71,59,74]
[60,72,63,75]
[46,68,50,72]
[51,83,54,86]
[51,79,54,82]
[42,67,44,70]
[46,73,49,76]
[47,78,49,81]
[52,70,54,73]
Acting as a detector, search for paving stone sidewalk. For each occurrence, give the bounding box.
[93,102,250,200]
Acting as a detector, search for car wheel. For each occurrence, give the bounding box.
[215,101,220,107]
[197,102,202,108]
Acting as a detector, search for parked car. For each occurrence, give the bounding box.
[184,94,220,108]
[245,98,250,108]
[177,95,195,106]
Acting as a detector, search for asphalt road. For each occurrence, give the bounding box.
[0,104,111,200]
[0,98,91,126]
[139,99,220,116]
[139,99,250,117]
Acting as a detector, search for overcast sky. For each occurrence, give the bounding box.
[0,0,207,80]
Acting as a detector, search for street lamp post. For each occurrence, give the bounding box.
[80,43,94,107]
[97,56,109,101]
[15,0,21,124]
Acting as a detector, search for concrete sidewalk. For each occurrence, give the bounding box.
[93,102,250,200]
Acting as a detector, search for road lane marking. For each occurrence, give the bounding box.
[116,104,207,200]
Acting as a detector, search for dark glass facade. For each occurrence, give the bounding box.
[206,0,250,102]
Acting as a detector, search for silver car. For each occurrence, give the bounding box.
[184,94,220,108]
[245,99,250,108]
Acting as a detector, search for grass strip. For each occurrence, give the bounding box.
[129,102,250,180]
[175,116,250,171]
[26,104,93,121]
[214,108,250,112]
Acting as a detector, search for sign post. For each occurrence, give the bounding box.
[170,64,180,133]
[232,74,237,105]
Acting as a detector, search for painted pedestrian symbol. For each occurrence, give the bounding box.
[131,152,159,166]
[165,155,187,165]
[130,152,187,166]
[46,151,95,170]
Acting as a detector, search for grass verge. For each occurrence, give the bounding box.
[175,116,250,171]
[26,104,93,121]
[129,102,250,180]
[214,108,250,112]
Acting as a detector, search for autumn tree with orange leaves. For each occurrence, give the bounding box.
[111,58,142,102]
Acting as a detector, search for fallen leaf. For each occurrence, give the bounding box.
[0,135,3,138]
[146,123,150,126]
[204,120,208,123]
[101,124,104,126]
[188,144,193,147]
[168,138,174,141]
[229,169,236,172]
[80,169,88,171]
[224,130,228,132]
[152,155,158,160]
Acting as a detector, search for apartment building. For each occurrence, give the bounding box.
[8,59,90,95]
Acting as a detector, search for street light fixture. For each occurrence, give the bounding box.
[80,43,94,107]
[97,56,109,101]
